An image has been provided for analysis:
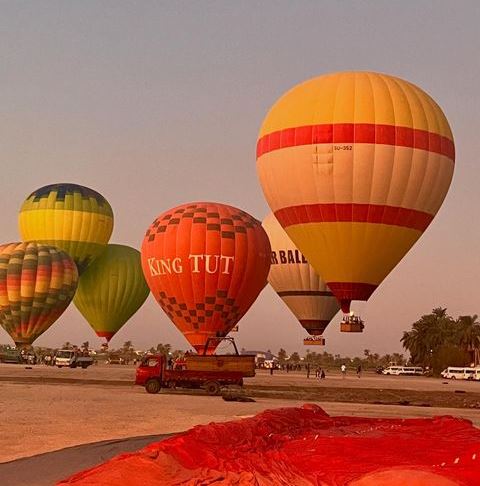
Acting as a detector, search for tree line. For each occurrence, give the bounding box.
[401,308,480,372]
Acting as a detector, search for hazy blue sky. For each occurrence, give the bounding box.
[1,1,479,356]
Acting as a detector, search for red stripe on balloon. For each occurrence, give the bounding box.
[326,282,378,313]
[275,203,433,232]
[96,331,115,342]
[256,123,455,160]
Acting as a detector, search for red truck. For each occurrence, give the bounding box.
[135,340,256,395]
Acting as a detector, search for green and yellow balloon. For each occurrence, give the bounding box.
[19,183,114,274]
[73,244,150,342]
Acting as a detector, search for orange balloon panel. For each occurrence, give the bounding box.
[257,72,455,312]
[141,202,271,354]
[262,213,339,336]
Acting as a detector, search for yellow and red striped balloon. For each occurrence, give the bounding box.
[262,213,339,339]
[0,242,78,347]
[257,72,455,313]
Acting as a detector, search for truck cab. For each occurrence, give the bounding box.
[55,350,76,367]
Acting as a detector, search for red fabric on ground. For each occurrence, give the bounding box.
[58,404,480,485]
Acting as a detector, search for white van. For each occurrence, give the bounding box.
[441,367,480,380]
[382,366,423,376]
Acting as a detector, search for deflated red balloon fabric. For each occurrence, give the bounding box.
[59,405,480,485]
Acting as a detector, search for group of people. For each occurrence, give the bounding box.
[305,364,326,379]
[341,364,363,378]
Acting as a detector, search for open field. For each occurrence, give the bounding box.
[2,363,480,392]
[0,363,479,463]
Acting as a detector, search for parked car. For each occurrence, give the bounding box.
[382,366,423,376]
[441,367,480,380]
[107,355,126,365]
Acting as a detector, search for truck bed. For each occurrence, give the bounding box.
[185,355,255,377]
[163,369,244,383]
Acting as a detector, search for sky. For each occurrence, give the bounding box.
[1,1,479,357]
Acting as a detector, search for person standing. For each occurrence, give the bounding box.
[356,365,362,378]
[341,363,347,378]
[306,363,311,379]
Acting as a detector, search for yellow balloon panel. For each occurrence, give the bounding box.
[19,184,114,274]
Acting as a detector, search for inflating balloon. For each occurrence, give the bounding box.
[141,202,271,354]
[0,242,78,347]
[19,183,114,273]
[257,71,455,318]
[74,244,150,342]
[262,213,339,344]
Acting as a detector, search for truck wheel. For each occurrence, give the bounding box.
[70,363,77,369]
[145,379,161,394]
[204,381,220,396]
[81,363,88,369]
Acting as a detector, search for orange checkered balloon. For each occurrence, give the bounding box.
[257,72,455,314]
[141,202,271,354]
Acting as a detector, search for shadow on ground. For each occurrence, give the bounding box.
[0,433,172,486]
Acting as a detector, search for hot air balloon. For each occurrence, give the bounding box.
[257,72,454,330]
[141,202,271,354]
[19,183,114,273]
[0,242,78,348]
[73,244,150,342]
[262,213,340,345]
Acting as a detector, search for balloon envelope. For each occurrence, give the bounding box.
[262,213,339,337]
[0,242,78,346]
[257,72,455,313]
[74,244,150,342]
[19,183,114,274]
[141,202,271,354]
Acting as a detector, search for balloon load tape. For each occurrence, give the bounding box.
[303,336,326,346]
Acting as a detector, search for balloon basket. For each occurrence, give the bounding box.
[340,315,364,333]
[303,336,325,346]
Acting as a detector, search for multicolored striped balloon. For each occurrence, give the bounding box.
[0,242,78,347]
[257,72,455,314]
[262,213,339,340]
[74,244,150,342]
[19,183,114,273]
[141,202,271,354]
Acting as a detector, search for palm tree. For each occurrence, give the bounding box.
[456,315,480,366]
[401,308,455,365]
[155,343,171,356]
[391,353,404,365]
[277,348,287,365]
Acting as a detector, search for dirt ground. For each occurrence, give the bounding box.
[1,364,479,463]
